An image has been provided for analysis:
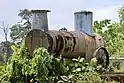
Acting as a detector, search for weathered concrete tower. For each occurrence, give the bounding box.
[31,10,50,32]
[74,11,93,35]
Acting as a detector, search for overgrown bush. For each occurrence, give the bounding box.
[0,42,105,83]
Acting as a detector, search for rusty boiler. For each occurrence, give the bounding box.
[25,10,109,66]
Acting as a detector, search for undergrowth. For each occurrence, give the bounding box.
[0,42,107,83]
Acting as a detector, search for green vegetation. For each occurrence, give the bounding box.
[93,5,124,56]
[10,9,32,43]
[0,42,105,83]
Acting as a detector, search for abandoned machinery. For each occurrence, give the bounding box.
[25,10,109,67]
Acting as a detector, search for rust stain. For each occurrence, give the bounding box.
[25,29,105,60]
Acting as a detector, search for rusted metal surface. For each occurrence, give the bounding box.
[48,30,87,58]
[47,30,96,58]
[93,47,109,68]
[94,34,104,48]
[25,29,107,61]
[25,29,49,55]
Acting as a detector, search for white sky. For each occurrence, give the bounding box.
[0,0,123,41]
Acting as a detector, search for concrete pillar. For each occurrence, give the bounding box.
[31,10,50,32]
[74,11,93,35]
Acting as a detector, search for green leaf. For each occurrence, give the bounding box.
[60,76,68,82]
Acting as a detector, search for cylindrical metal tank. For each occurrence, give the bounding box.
[25,29,104,60]
[25,29,109,67]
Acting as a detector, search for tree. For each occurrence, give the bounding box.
[10,9,32,43]
[93,5,124,57]
[119,5,124,22]
[0,41,13,62]
[0,21,10,62]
